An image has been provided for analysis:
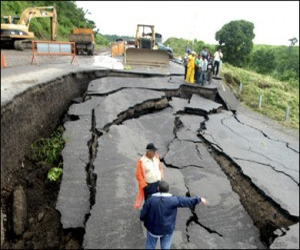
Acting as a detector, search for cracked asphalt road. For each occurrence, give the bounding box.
[56,73,299,249]
[2,48,298,249]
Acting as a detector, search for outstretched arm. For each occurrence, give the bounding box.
[176,196,209,208]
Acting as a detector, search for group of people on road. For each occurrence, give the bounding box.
[134,143,209,249]
[184,47,223,85]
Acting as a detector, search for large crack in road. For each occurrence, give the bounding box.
[56,75,298,249]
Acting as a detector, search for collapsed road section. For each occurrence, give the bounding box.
[56,75,298,249]
[1,57,298,248]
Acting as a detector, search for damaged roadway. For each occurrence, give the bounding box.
[56,72,299,248]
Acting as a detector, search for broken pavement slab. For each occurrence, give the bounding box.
[211,77,240,111]
[169,97,188,114]
[175,114,205,142]
[56,117,92,229]
[185,93,223,115]
[93,88,168,131]
[235,108,299,152]
[68,96,105,117]
[200,110,299,217]
[164,139,204,169]
[87,76,183,95]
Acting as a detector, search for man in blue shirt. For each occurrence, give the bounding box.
[140,181,209,249]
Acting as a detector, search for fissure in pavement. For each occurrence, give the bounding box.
[77,83,298,248]
[3,74,297,249]
[197,129,298,247]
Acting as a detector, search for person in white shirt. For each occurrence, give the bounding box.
[134,143,164,209]
[213,49,223,76]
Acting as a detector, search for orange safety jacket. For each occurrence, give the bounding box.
[133,152,164,209]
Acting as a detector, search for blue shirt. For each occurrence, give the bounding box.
[140,192,201,235]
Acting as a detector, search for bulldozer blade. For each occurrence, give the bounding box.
[124,48,169,67]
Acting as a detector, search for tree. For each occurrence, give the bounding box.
[288,37,298,47]
[250,49,276,74]
[215,20,255,67]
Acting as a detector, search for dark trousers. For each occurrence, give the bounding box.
[206,69,212,83]
[194,67,199,83]
[144,181,159,200]
[184,65,187,79]
[213,61,220,76]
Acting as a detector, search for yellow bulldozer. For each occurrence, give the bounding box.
[124,24,170,67]
[1,6,57,50]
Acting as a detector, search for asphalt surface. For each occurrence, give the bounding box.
[56,74,298,248]
[1,49,299,249]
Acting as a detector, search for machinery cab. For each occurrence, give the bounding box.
[124,24,170,67]
[1,16,20,24]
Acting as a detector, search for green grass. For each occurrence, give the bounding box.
[31,126,65,182]
[220,63,299,129]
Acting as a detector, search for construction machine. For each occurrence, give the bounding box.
[1,6,57,50]
[69,28,95,55]
[124,24,170,67]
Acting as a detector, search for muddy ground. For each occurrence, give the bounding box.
[1,157,81,249]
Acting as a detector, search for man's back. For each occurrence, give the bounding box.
[140,192,200,235]
[139,181,208,249]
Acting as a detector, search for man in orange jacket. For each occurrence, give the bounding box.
[133,143,164,209]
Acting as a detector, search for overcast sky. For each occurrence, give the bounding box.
[75,1,299,46]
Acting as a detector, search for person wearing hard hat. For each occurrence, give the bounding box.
[185,51,197,84]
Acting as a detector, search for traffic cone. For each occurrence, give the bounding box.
[1,52,7,68]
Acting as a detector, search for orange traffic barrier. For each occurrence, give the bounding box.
[31,40,78,66]
[1,52,7,68]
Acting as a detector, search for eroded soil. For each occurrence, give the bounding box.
[1,158,80,249]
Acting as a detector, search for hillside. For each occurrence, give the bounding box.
[0,1,110,45]
[220,63,299,129]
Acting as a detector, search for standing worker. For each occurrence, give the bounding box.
[206,55,214,84]
[185,51,197,84]
[133,143,164,209]
[199,55,208,85]
[194,53,201,84]
[213,48,223,77]
[140,180,209,249]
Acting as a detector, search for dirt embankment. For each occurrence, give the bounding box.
[1,49,107,248]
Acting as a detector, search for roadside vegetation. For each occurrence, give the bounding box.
[220,63,299,129]
[31,126,65,182]
[1,1,110,45]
